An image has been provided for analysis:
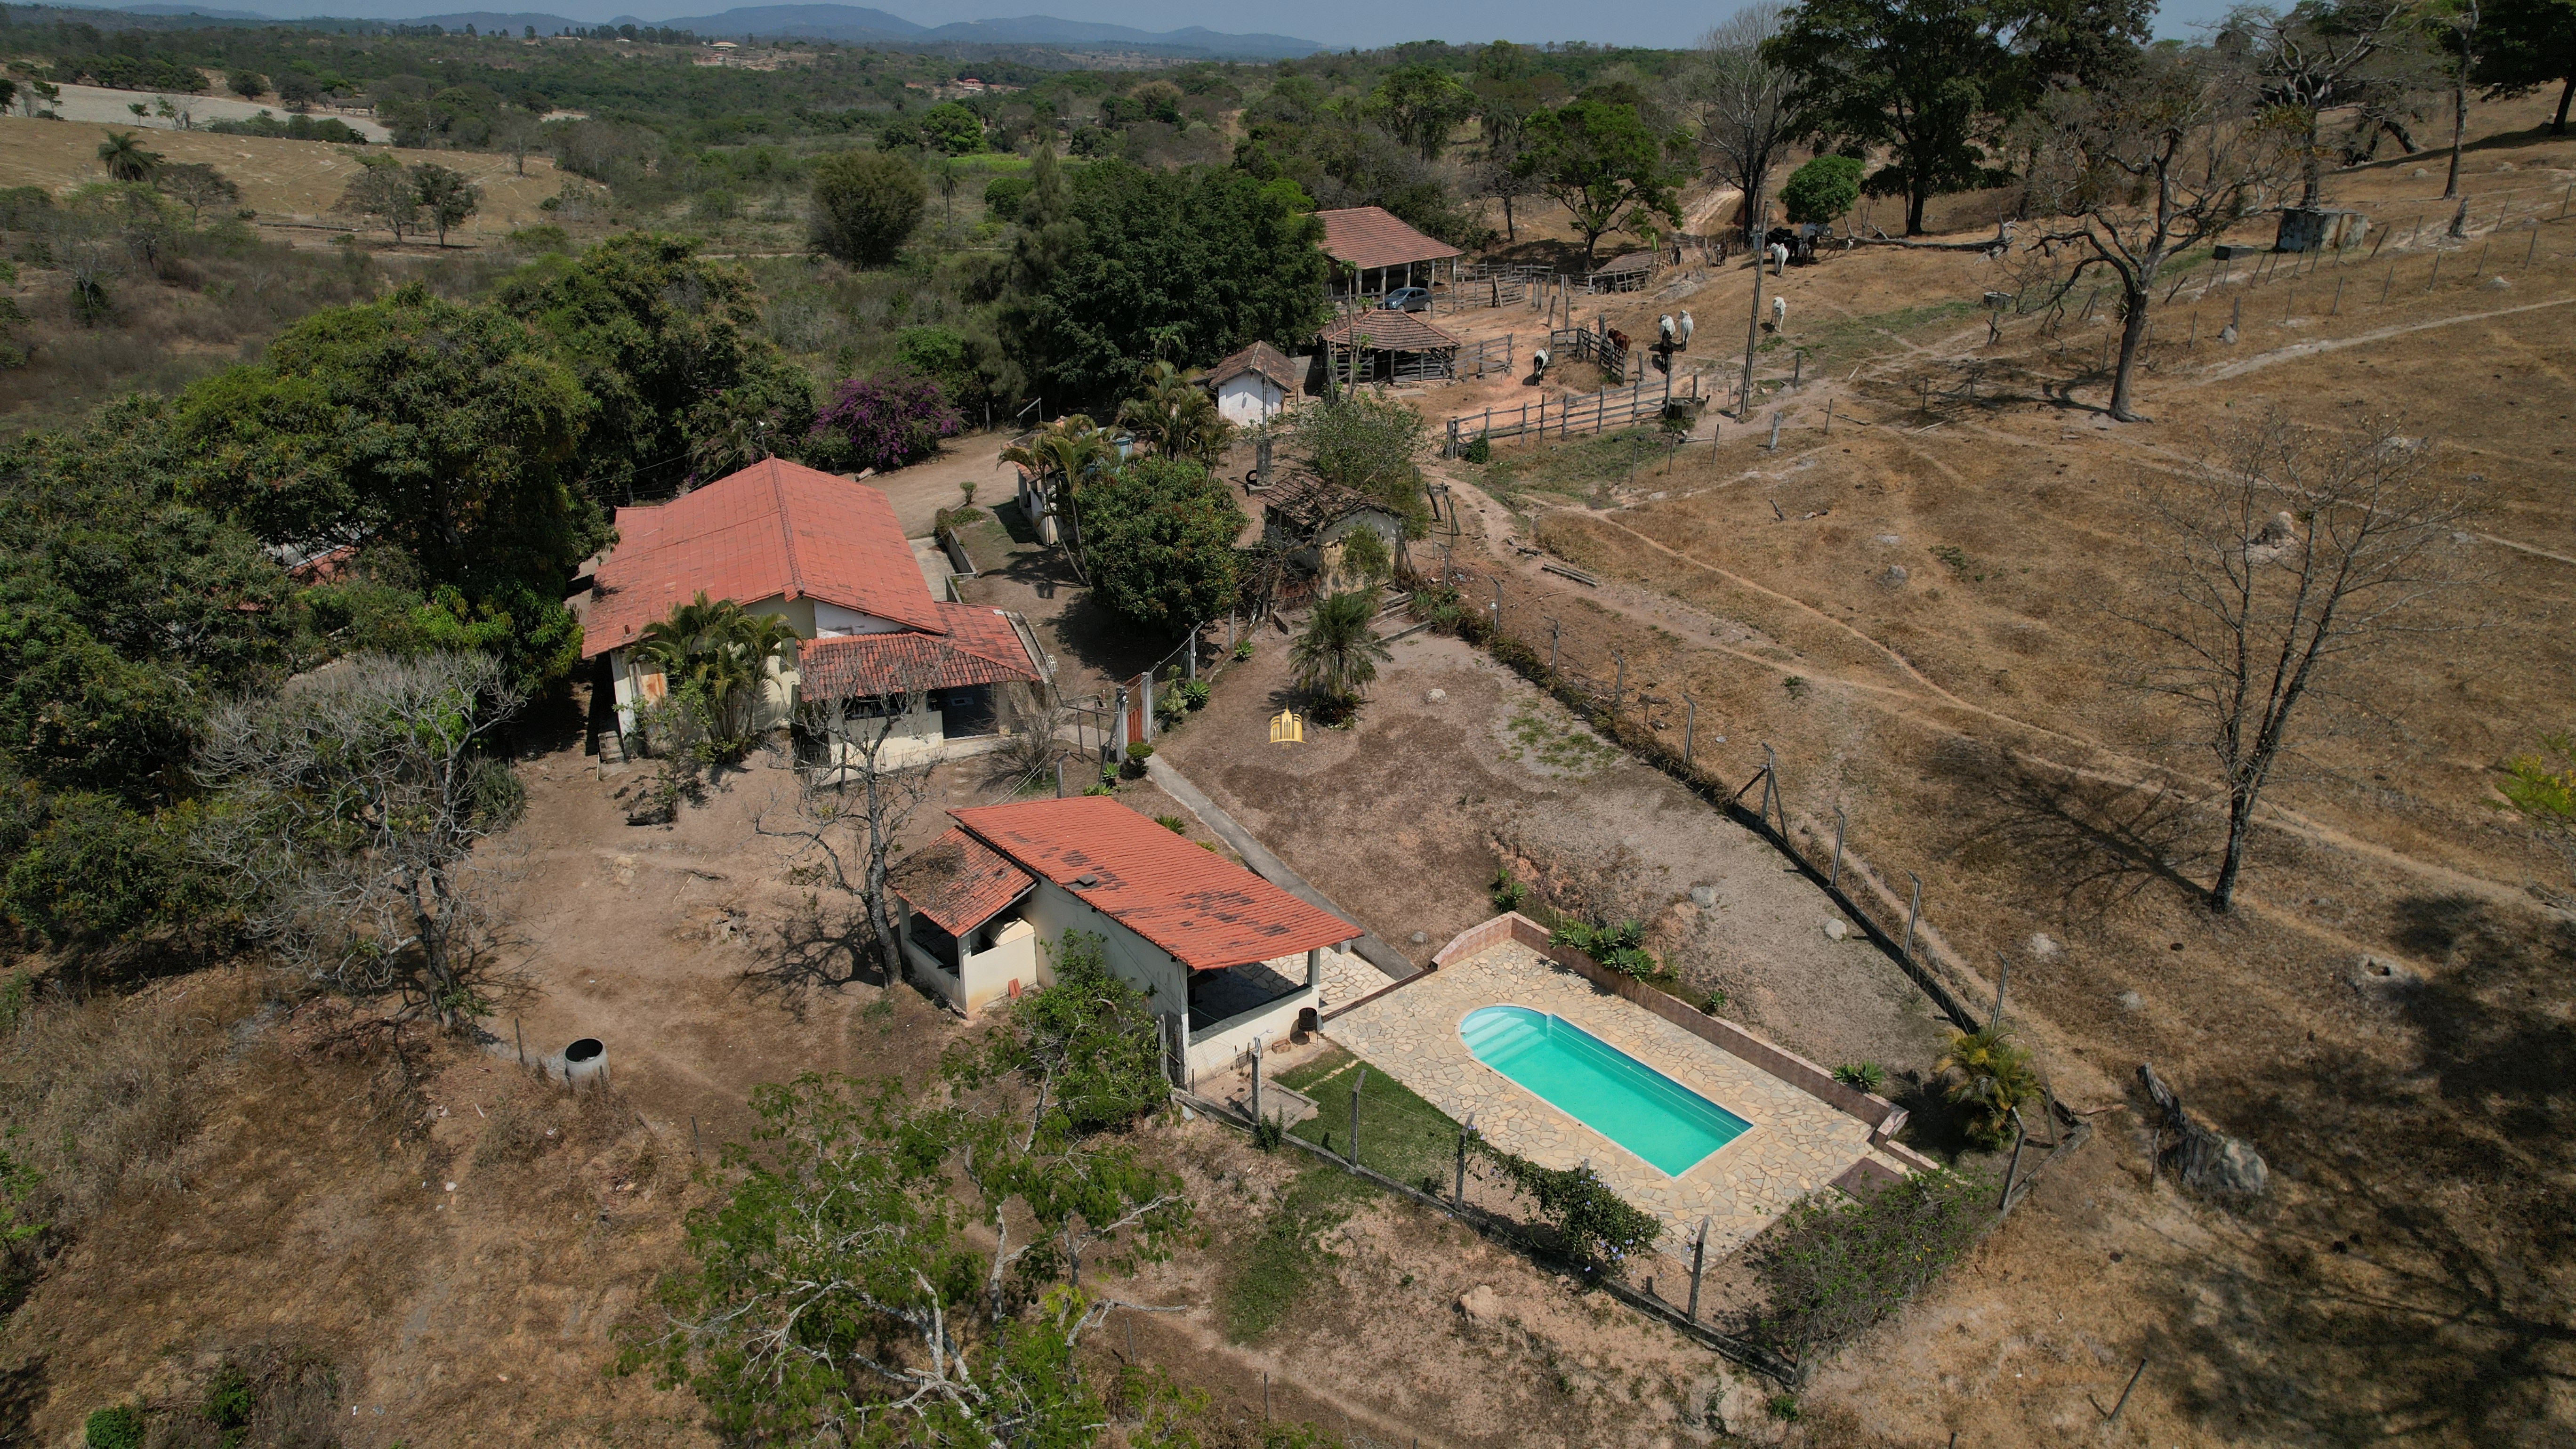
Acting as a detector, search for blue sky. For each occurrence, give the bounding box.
[231,0,2247,54]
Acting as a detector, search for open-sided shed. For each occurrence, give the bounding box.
[1318,309,1466,385]
[1317,205,1463,301]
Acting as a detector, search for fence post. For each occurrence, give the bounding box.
[1547,617,1560,677]
[1347,1067,1367,1170]
[1831,806,1846,891]
[1998,1107,2029,1210]
[1761,742,1784,838]
[1683,695,1695,765]
[1490,577,1502,630]
[1185,626,1198,684]
[1768,413,1781,451]
[1901,871,1923,966]
[1455,1113,1473,1201]
[1055,759,1066,798]
[1249,1035,1262,1121]
[1687,1216,1709,1322]
[1612,652,1626,712]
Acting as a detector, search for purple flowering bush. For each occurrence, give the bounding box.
[807,371,963,473]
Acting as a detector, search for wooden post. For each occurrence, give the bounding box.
[1687,1216,1709,1322]
[2528,224,2541,269]
[1055,759,1066,798]
[514,1017,524,1065]
[1347,1067,1366,1169]
[1249,1035,1262,1122]
[1548,617,1560,676]
[2382,264,2395,304]
[1994,958,2009,1028]
[1612,652,1626,711]
[1491,577,1503,630]
[2330,276,2344,315]
[1683,695,1696,765]
[1791,352,1802,387]
[1767,413,1781,451]
[2107,1356,2148,1427]
[1824,397,1834,436]
[1830,806,1846,891]
[1999,1108,2029,1210]
[2429,250,2442,290]
[1901,872,1923,966]
[1456,1113,1473,1201]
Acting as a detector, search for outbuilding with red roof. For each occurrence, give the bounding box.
[889,796,1361,1073]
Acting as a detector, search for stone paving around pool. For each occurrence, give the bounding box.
[1326,939,1891,1262]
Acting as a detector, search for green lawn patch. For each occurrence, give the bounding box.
[1218,1161,1373,1343]
[1275,1044,1465,1195]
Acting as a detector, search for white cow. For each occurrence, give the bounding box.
[1658,313,1676,347]
[1771,296,1787,330]
[1531,346,1552,380]
[1768,242,1789,275]
[1676,310,1695,349]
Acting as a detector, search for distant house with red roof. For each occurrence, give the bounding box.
[581,458,1046,761]
[1315,205,1462,300]
[891,796,1360,1072]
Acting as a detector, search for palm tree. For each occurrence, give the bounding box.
[635,593,798,754]
[97,130,163,183]
[1933,1026,2042,1149]
[1116,359,1232,466]
[1290,589,1393,712]
[999,415,1112,584]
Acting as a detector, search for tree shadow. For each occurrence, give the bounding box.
[2141,894,2576,1442]
[1929,739,2212,914]
[0,1354,44,1444]
[733,897,900,1022]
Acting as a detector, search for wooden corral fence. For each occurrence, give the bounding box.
[1450,262,1554,311]
[1456,333,1515,378]
[1443,370,1703,456]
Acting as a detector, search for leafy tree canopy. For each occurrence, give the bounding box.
[1781,153,1865,224]
[1075,458,1247,634]
[809,148,927,266]
[1517,97,1687,265]
[1766,0,2023,234]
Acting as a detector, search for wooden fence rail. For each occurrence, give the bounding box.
[1443,370,1701,456]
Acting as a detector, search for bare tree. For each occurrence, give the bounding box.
[2222,0,2423,207]
[2118,414,2476,912]
[2024,50,2297,420]
[196,652,526,1026]
[1690,4,1798,420]
[758,666,939,988]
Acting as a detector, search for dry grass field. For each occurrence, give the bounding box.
[0,116,568,242]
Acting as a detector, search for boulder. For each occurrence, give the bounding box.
[1456,1284,1499,1328]
[1881,564,1910,587]
[1823,919,1849,942]
[1689,884,1719,909]
[2117,989,2144,1012]
[2029,932,2061,960]
[2139,1062,2268,1201]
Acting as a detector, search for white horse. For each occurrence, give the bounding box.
[1676,310,1694,349]
[1657,313,1676,347]
[1771,296,1787,330]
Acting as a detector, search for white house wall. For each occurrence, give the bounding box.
[1216,376,1287,426]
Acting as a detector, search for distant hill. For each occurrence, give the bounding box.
[90,1,1324,56]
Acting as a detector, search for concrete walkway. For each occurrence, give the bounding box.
[1147,754,1417,984]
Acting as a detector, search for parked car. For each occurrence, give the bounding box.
[1378,287,1432,313]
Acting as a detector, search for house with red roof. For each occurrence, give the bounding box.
[890,796,1360,1074]
[581,458,1047,763]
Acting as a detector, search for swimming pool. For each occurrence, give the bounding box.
[1459,1005,1751,1176]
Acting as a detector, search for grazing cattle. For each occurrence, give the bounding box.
[1771,296,1787,330]
[1530,346,1552,380]
[1768,242,1788,275]
[1677,310,1694,348]
[1606,328,1632,355]
[1658,313,1676,347]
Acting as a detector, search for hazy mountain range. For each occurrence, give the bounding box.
[103,1,1326,55]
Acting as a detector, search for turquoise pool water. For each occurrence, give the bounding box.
[1459,1005,1751,1176]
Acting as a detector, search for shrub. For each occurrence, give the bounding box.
[83,1403,145,1449]
[982,173,1033,220]
[1079,458,1248,630]
[1123,741,1153,778]
[1251,1112,1286,1151]
[1463,434,1492,464]
[1179,679,1210,710]
[808,371,962,473]
[1471,1138,1662,1270]
[1832,1062,1887,1095]
[1232,639,1254,661]
[1155,814,1188,834]
[808,149,925,266]
[1781,153,1864,227]
[1744,1168,1990,1364]
[1155,690,1191,729]
[1934,1027,2041,1147]
[1490,866,1528,913]
[1551,918,1658,978]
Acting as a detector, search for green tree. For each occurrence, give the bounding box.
[944,929,1171,1139]
[226,69,266,101]
[1000,416,1115,584]
[2479,0,2576,134]
[156,161,239,225]
[497,232,812,506]
[1372,63,1475,161]
[1932,1025,2041,1147]
[634,1067,1188,1443]
[918,100,985,154]
[1766,0,2020,235]
[95,131,161,184]
[2499,733,2576,872]
[809,149,926,266]
[1780,153,1865,225]
[335,155,418,242]
[1517,98,1686,266]
[1288,393,1431,536]
[1078,457,1246,632]
[1291,589,1393,711]
[1114,359,1231,466]
[1000,161,1328,406]
[633,592,797,756]
[179,283,600,602]
[411,162,480,246]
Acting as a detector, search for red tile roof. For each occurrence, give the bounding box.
[799,605,1042,699]
[1316,206,1462,271]
[1206,341,1302,393]
[1317,310,1464,353]
[893,827,1036,935]
[582,459,946,659]
[950,797,1357,972]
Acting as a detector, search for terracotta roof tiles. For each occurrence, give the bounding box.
[1316,310,1464,353]
[1316,206,1463,270]
[799,605,1042,699]
[949,797,1357,972]
[893,828,1035,936]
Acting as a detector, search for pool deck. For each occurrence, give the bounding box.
[1326,938,1901,1260]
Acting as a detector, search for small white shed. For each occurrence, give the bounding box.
[1205,342,1305,426]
